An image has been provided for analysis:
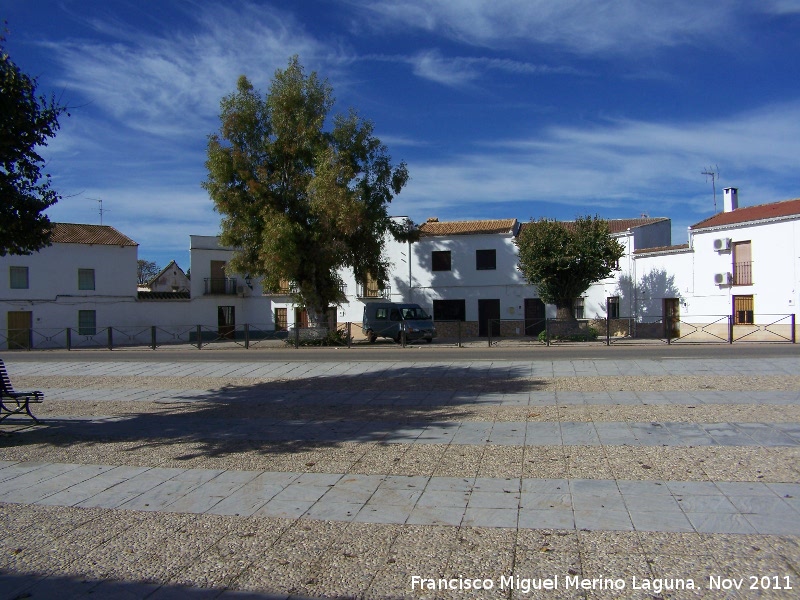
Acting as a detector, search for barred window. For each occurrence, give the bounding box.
[733,295,754,325]
[78,268,95,290]
[78,310,96,336]
[10,266,29,289]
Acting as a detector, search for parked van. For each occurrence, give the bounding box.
[362,303,436,343]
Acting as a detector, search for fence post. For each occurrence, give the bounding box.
[294,325,300,349]
[107,327,113,350]
[347,322,352,348]
[728,315,733,344]
[243,323,250,349]
[151,326,157,350]
[401,324,407,348]
[196,325,202,349]
[545,318,550,346]
[666,316,671,345]
[606,299,611,346]
[66,327,71,351]
[487,320,492,347]
[457,320,462,348]
[793,314,796,344]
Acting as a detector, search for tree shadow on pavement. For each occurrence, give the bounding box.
[0,363,547,461]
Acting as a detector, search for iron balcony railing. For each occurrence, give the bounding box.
[203,277,237,295]
[733,261,752,286]
[357,283,391,298]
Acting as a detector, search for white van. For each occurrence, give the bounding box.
[362,302,436,343]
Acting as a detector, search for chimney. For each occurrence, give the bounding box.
[426,217,439,223]
[723,187,738,212]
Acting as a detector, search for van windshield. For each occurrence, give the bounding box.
[402,307,430,320]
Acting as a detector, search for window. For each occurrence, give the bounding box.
[575,297,585,320]
[78,310,96,336]
[732,241,752,285]
[607,296,620,319]
[78,268,95,290]
[476,249,496,270]
[274,308,288,331]
[433,299,466,321]
[733,295,754,325]
[432,250,451,271]
[10,266,29,289]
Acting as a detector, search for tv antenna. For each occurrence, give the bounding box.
[701,166,720,212]
[87,197,109,224]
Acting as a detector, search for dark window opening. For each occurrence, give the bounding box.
[433,299,466,321]
[476,249,496,270]
[432,250,451,271]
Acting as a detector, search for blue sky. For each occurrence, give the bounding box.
[4,0,800,270]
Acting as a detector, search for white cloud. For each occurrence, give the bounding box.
[353,0,746,56]
[405,49,581,86]
[42,3,335,138]
[396,101,800,219]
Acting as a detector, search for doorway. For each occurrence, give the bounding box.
[217,305,235,339]
[7,311,32,349]
[524,298,546,337]
[663,298,680,339]
[478,299,501,337]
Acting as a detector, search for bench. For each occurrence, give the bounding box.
[0,358,43,424]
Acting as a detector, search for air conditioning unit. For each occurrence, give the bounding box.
[236,285,251,297]
[714,272,733,285]
[713,238,732,251]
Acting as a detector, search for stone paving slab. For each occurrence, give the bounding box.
[2,355,800,599]
[2,462,800,535]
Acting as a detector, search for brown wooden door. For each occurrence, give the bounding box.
[7,311,32,349]
[210,261,226,294]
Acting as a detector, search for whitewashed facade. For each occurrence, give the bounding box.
[0,223,139,348]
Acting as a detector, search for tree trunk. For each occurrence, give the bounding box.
[306,306,329,329]
[555,300,576,322]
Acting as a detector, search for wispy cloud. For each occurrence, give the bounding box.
[41,3,335,138]
[407,49,580,86]
[353,0,750,56]
[397,101,800,219]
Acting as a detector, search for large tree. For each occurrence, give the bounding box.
[203,57,413,326]
[0,33,67,256]
[516,216,625,321]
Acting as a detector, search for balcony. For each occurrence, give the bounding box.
[733,261,752,286]
[263,282,297,296]
[203,277,237,295]
[357,283,391,299]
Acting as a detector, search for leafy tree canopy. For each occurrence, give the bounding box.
[203,56,414,325]
[516,216,625,321]
[0,30,67,256]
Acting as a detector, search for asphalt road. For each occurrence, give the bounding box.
[3,341,798,362]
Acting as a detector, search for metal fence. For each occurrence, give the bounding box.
[1,314,796,351]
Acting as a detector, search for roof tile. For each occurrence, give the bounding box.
[51,223,137,246]
[418,219,517,237]
[690,198,800,229]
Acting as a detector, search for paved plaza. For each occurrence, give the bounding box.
[1,350,800,598]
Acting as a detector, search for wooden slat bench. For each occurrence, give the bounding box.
[0,358,43,424]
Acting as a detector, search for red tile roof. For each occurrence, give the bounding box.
[51,223,138,246]
[518,217,667,235]
[691,198,800,230]
[418,218,517,237]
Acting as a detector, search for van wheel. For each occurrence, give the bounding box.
[367,331,377,343]
[425,338,433,343]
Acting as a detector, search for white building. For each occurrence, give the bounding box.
[629,188,800,340]
[142,260,190,293]
[1,223,138,348]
